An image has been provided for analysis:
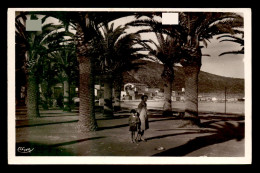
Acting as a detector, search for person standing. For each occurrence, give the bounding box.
[137,95,149,142]
[128,109,140,143]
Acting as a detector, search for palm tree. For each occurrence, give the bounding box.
[38,54,60,110]
[126,17,182,116]
[71,12,137,131]
[139,33,182,116]
[44,12,125,131]
[49,43,78,112]
[91,23,146,116]
[111,37,146,112]
[175,12,244,125]
[15,13,64,118]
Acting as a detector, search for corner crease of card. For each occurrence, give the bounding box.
[26,19,42,31]
[162,13,179,25]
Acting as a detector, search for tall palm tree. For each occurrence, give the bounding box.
[15,13,64,118]
[127,17,182,116]
[111,35,146,112]
[91,23,146,116]
[175,12,244,125]
[69,12,137,131]
[139,33,182,116]
[49,43,78,112]
[38,54,60,110]
[43,12,129,131]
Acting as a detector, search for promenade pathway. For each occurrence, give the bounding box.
[15,106,245,158]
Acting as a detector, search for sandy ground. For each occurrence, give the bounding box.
[15,106,245,158]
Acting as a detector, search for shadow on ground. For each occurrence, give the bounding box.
[153,122,244,156]
[97,118,175,131]
[16,136,105,156]
[16,120,79,128]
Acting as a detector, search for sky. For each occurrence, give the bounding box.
[42,13,245,79]
[137,29,244,79]
[113,15,245,79]
[201,37,244,79]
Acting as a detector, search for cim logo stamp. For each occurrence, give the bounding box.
[17,147,34,154]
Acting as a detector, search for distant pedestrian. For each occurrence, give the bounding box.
[137,95,149,142]
[57,93,63,108]
[128,109,140,143]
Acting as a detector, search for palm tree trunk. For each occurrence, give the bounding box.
[181,34,202,126]
[103,75,114,117]
[163,78,173,116]
[77,55,97,131]
[63,78,71,112]
[40,82,49,110]
[76,19,97,132]
[162,65,174,116]
[41,90,48,110]
[183,63,201,125]
[113,74,123,112]
[26,74,40,118]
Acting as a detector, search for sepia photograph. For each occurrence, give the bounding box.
[8,8,252,164]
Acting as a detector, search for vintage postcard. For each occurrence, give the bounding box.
[8,8,252,164]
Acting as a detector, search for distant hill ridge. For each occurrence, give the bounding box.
[122,60,244,97]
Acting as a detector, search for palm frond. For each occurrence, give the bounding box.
[217,34,244,45]
[219,49,244,56]
[219,38,244,45]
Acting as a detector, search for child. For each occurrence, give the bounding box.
[128,109,140,143]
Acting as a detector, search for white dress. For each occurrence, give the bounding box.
[138,101,149,130]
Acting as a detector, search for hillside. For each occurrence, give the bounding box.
[122,60,244,97]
